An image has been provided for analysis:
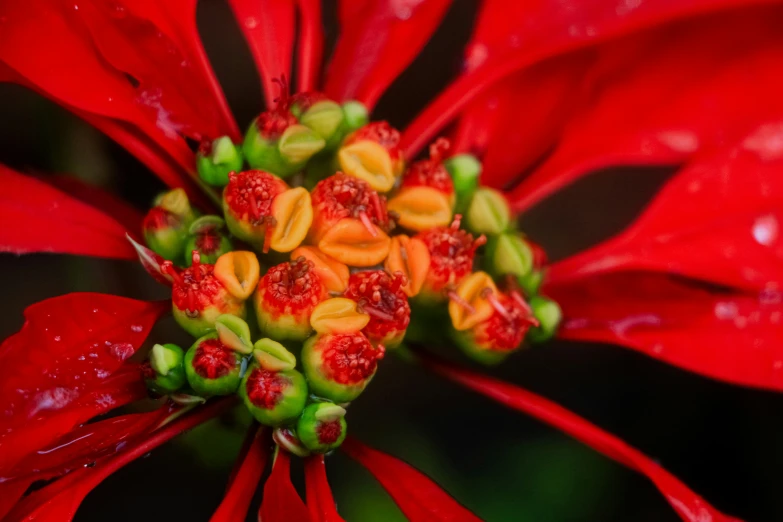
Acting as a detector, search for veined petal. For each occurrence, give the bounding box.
[402,0,780,158]
[3,399,233,522]
[259,450,311,522]
[210,426,269,522]
[506,8,783,208]
[227,0,295,105]
[324,0,453,109]
[304,455,344,522]
[341,437,482,522]
[0,366,146,478]
[547,123,783,292]
[296,0,324,93]
[547,272,783,391]
[0,165,137,259]
[0,294,167,469]
[423,355,740,522]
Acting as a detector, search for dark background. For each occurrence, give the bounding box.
[1,1,781,520]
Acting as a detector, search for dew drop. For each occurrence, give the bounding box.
[714,301,738,320]
[109,342,134,361]
[130,324,144,333]
[752,214,778,246]
[244,17,258,29]
[53,335,61,342]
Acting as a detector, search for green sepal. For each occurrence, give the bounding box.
[526,296,562,343]
[341,101,369,132]
[444,154,481,214]
[253,338,297,371]
[144,343,186,394]
[255,299,313,343]
[517,269,545,297]
[296,402,347,453]
[183,333,244,396]
[172,300,247,339]
[197,136,244,187]
[243,120,325,178]
[154,188,197,223]
[216,315,253,354]
[299,100,344,146]
[239,364,308,427]
[485,233,533,279]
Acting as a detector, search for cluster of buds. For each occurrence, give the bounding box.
[138,90,563,456]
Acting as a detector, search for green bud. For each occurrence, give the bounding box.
[155,188,197,223]
[184,334,244,396]
[196,136,244,187]
[517,269,544,297]
[144,343,186,394]
[253,338,297,371]
[299,100,344,146]
[296,402,347,453]
[341,101,369,132]
[273,427,311,457]
[184,216,233,266]
[239,364,308,427]
[527,296,562,343]
[444,154,481,214]
[301,333,381,403]
[143,208,188,263]
[465,187,511,235]
[243,121,325,178]
[215,314,253,354]
[485,234,533,279]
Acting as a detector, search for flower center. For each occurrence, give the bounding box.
[343,270,410,339]
[224,170,287,224]
[317,420,343,444]
[260,258,324,316]
[321,333,379,384]
[312,173,389,229]
[192,339,236,379]
[166,255,224,314]
[246,367,288,409]
[418,218,484,291]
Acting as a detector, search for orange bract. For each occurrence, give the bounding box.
[385,235,431,297]
[214,251,261,300]
[318,218,391,267]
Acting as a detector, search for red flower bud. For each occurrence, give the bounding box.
[343,270,411,348]
[223,170,288,251]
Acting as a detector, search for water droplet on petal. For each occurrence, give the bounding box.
[130,324,143,333]
[244,17,258,29]
[714,301,738,320]
[53,335,61,342]
[752,214,778,246]
[109,342,134,361]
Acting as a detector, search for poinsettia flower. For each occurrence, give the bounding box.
[0,1,780,521]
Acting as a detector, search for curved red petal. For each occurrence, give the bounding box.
[126,235,175,287]
[423,355,740,522]
[259,450,312,522]
[402,0,779,158]
[0,165,137,259]
[547,272,783,391]
[210,426,269,522]
[341,437,481,522]
[505,9,783,208]
[296,0,324,93]
[304,455,344,522]
[547,123,783,292]
[3,398,232,522]
[227,0,295,106]
[0,478,34,520]
[324,0,452,109]
[0,293,167,453]
[45,175,145,239]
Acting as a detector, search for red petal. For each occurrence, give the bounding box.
[0,293,167,463]
[126,235,175,286]
[3,406,168,483]
[506,10,783,208]
[4,398,232,522]
[304,455,344,522]
[0,165,137,259]
[296,0,324,93]
[547,272,783,391]
[210,426,269,522]
[45,175,145,239]
[547,124,783,292]
[324,0,453,109]
[0,479,33,520]
[423,355,740,522]
[259,450,312,522]
[341,437,481,522]
[401,0,780,158]
[227,0,295,105]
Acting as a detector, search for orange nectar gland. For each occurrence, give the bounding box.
[342,270,411,348]
[163,251,246,338]
[384,235,431,297]
[415,215,487,302]
[269,187,313,252]
[222,170,288,253]
[213,251,261,300]
[337,121,404,193]
[309,174,392,266]
[450,288,540,365]
[290,246,350,294]
[254,257,328,342]
[310,297,371,335]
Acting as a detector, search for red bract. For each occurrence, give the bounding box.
[1,0,781,520]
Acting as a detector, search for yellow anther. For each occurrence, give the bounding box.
[388,186,453,231]
[338,140,396,193]
[318,218,391,267]
[270,187,313,252]
[310,298,371,334]
[214,251,261,300]
[448,271,498,331]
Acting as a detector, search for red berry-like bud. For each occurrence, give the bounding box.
[165,251,246,337]
[400,138,455,202]
[414,216,486,302]
[301,332,383,402]
[343,270,411,348]
[254,257,328,342]
[223,170,288,251]
[338,121,405,193]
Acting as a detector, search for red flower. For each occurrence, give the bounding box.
[1,1,780,521]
